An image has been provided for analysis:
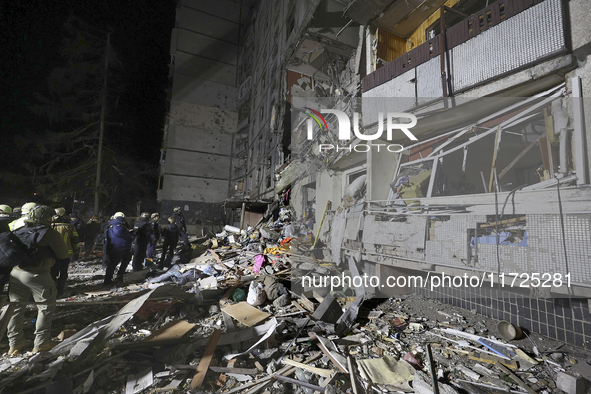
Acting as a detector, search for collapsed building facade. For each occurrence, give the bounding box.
[160,0,591,349]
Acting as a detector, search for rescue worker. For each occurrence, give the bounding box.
[159,217,180,269]
[70,211,84,235]
[0,205,12,233]
[146,212,161,261]
[50,207,80,296]
[102,212,132,285]
[83,216,102,257]
[172,206,190,246]
[9,202,37,231]
[0,205,13,293]
[131,212,152,271]
[7,205,68,355]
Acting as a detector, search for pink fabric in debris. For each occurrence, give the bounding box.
[253,254,265,273]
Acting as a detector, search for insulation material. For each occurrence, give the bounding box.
[426,215,485,268]
[416,55,444,100]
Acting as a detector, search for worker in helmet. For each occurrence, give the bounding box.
[7,205,68,356]
[50,208,80,296]
[0,205,12,233]
[102,212,132,285]
[172,206,190,246]
[9,202,37,231]
[83,216,102,257]
[146,213,161,261]
[131,212,152,271]
[159,217,180,269]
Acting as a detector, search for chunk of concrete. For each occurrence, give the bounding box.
[311,293,341,324]
[556,372,586,394]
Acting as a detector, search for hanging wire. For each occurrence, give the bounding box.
[556,178,575,323]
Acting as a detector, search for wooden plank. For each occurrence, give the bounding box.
[539,137,551,175]
[495,361,537,394]
[284,359,334,378]
[145,320,196,342]
[488,125,502,192]
[291,300,308,313]
[221,302,270,327]
[480,171,488,193]
[209,248,222,262]
[311,334,348,373]
[299,294,315,312]
[478,216,526,228]
[347,357,359,394]
[190,329,222,388]
[312,200,331,249]
[469,352,518,370]
[209,366,258,375]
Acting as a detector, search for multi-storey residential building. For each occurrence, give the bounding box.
[162,0,591,348]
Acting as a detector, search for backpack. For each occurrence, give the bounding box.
[107,220,131,251]
[0,225,53,268]
[108,221,128,239]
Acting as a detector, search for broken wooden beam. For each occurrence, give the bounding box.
[284,359,334,378]
[495,361,537,394]
[190,329,221,388]
[209,366,258,375]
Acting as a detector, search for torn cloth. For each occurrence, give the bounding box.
[356,355,414,387]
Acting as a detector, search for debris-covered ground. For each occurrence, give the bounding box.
[0,210,588,394]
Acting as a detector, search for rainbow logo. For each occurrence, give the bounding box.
[303,107,329,132]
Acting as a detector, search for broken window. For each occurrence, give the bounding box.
[389,91,573,200]
[389,161,433,207]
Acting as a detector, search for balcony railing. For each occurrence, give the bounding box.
[363,0,566,95]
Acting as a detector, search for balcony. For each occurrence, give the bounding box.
[362,0,567,99]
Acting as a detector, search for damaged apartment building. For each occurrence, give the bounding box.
[160,0,591,349]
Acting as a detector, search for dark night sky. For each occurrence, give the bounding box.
[1,0,176,178]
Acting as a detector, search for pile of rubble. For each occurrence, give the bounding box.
[0,209,588,394]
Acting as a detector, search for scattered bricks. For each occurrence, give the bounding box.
[556,372,586,394]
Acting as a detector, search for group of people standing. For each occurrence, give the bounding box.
[0,203,190,356]
[101,206,189,284]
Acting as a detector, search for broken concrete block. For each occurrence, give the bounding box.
[311,293,341,324]
[457,366,480,381]
[556,372,585,394]
[272,294,289,308]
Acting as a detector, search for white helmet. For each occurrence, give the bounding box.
[113,212,126,218]
[0,205,12,214]
[21,202,37,216]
